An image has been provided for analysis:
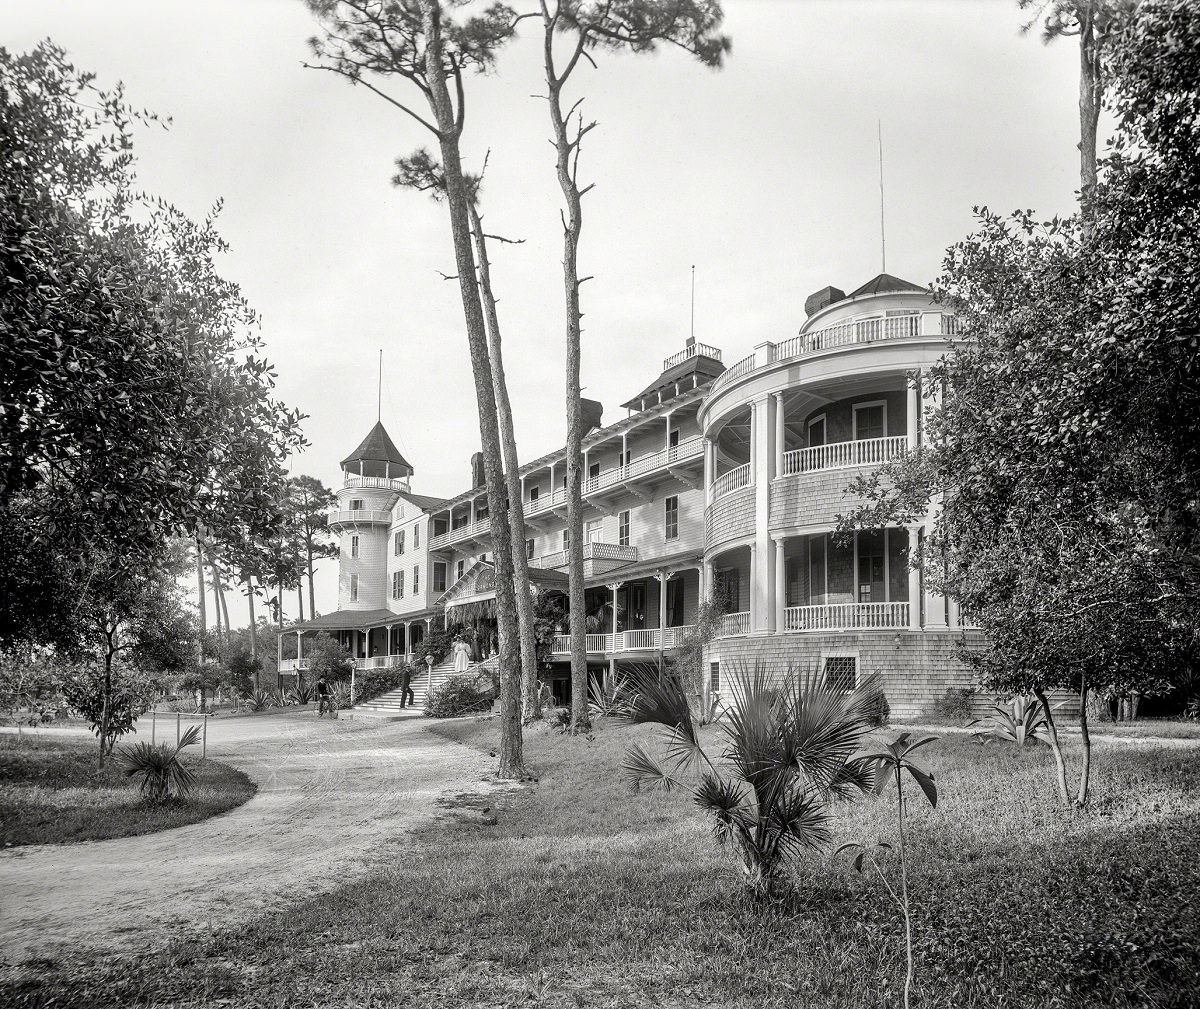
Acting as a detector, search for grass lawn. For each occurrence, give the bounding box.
[0,733,256,847]
[4,718,1198,1008]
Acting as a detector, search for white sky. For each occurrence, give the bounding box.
[6,0,1084,620]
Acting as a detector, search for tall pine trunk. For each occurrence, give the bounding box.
[1078,4,1100,239]
[543,12,590,733]
[307,538,317,620]
[420,0,523,777]
[195,535,208,713]
[246,577,259,690]
[469,201,540,721]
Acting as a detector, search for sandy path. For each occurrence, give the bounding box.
[0,712,500,962]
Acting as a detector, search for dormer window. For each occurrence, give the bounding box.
[350,499,364,511]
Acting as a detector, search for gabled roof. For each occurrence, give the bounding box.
[285,608,403,632]
[847,273,926,299]
[340,422,413,473]
[400,491,450,512]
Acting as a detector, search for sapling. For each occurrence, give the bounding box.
[837,732,938,1009]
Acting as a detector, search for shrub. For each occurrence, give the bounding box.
[970,694,1050,747]
[353,665,404,704]
[932,686,975,725]
[117,724,201,801]
[425,671,496,719]
[246,689,273,712]
[864,685,891,727]
[288,681,315,705]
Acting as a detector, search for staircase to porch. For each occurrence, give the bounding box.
[353,655,498,716]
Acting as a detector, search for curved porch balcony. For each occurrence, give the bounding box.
[328,508,392,530]
[708,310,962,401]
[781,435,908,475]
[783,602,910,631]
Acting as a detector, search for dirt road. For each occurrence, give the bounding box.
[0,712,499,961]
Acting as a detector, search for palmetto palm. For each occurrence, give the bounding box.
[118,724,201,801]
[621,662,878,892]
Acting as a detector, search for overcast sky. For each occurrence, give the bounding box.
[7,0,1085,619]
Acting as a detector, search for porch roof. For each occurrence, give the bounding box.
[586,549,703,586]
[282,607,436,634]
[438,559,570,608]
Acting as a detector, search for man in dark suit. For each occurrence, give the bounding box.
[398,664,415,709]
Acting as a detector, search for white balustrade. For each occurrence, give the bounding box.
[718,611,750,637]
[781,435,908,475]
[709,353,756,395]
[710,462,751,503]
[342,475,410,491]
[329,508,392,526]
[549,626,696,654]
[784,602,910,631]
[663,342,723,370]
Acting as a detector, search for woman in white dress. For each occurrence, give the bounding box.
[452,637,470,672]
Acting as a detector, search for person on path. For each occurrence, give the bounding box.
[315,676,331,716]
[452,637,470,673]
[398,664,415,709]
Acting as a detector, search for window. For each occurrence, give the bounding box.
[350,573,359,602]
[710,661,721,694]
[588,461,600,479]
[715,568,740,612]
[618,510,630,547]
[585,519,603,543]
[807,414,826,448]
[667,577,684,626]
[394,530,404,556]
[809,534,827,604]
[392,571,404,599]
[433,562,447,593]
[413,524,419,549]
[562,529,570,551]
[669,428,680,448]
[857,530,886,604]
[350,498,364,511]
[413,565,419,594]
[476,505,488,521]
[526,538,535,559]
[351,535,360,558]
[853,401,887,441]
[456,559,465,581]
[823,655,857,693]
[529,485,540,503]
[622,448,632,466]
[665,495,679,539]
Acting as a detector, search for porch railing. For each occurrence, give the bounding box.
[342,475,410,491]
[581,436,703,497]
[718,611,750,637]
[550,625,696,654]
[710,463,751,503]
[781,435,908,475]
[663,342,722,370]
[329,508,392,527]
[530,542,637,569]
[784,602,910,631]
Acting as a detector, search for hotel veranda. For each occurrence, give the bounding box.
[279,273,983,717]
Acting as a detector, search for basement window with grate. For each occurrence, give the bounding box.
[822,655,857,693]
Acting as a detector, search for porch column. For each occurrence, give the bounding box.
[607,582,623,641]
[774,537,786,633]
[621,432,628,470]
[947,596,961,630]
[296,630,303,664]
[752,395,777,633]
[704,437,714,497]
[907,371,920,450]
[702,557,714,603]
[908,527,922,630]
[403,620,410,662]
[664,412,673,452]
[774,392,785,478]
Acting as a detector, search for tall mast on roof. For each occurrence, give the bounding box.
[878,120,887,275]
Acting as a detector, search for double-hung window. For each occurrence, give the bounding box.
[394,530,404,556]
[351,535,360,558]
[392,571,404,599]
[618,510,630,547]
[412,565,420,594]
[664,496,679,540]
[413,524,420,549]
[349,573,359,602]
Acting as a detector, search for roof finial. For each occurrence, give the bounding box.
[688,264,696,348]
[377,348,383,423]
[878,120,887,275]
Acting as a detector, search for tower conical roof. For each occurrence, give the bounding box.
[848,273,926,298]
[340,422,413,476]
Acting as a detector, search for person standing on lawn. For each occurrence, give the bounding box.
[315,675,331,716]
[398,663,415,709]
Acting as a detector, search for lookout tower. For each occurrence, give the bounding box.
[329,422,413,610]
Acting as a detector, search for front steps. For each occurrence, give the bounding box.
[353,655,497,716]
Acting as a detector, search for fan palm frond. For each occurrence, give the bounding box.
[118,723,201,801]
[828,754,877,800]
[766,782,831,858]
[693,772,754,847]
[622,742,683,793]
[620,662,703,768]
[778,666,877,792]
